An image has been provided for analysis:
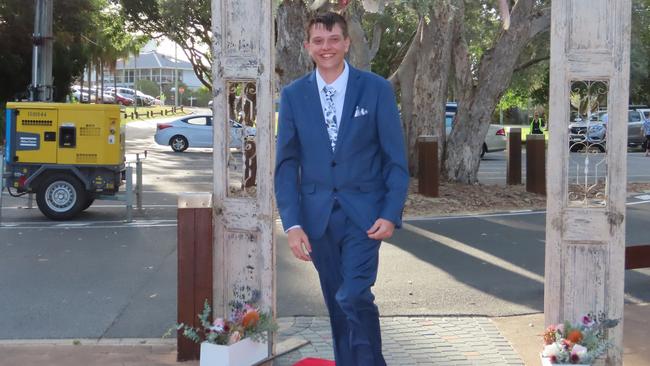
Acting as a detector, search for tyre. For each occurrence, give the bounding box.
[35,173,87,220]
[170,135,188,152]
[82,196,96,211]
[480,143,488,158]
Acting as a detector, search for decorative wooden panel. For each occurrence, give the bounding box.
[546,1,630,365]
[211,0,275,357]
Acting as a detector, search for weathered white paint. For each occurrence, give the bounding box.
[211,0,275,353]
[546,1,630,365]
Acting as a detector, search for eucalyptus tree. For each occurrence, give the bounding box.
[444,0,550,183]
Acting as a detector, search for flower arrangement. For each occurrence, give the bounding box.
[177,287,277,346]
[541,312,619,365]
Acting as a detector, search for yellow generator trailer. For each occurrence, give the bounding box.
[3,102,125,219]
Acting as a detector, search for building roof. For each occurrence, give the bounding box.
[117,51,193,70]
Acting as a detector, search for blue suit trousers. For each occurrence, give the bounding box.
[309,203,386,366]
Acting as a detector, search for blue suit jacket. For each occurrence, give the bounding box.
[274,66,409,239]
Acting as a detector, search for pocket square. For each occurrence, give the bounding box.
[354,106,368,117]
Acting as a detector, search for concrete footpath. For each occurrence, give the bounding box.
[0,304,647,366]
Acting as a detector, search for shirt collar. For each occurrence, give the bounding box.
[316,61,349,94]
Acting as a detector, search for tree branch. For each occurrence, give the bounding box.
[368,22,383,61]
[514,55,550,73]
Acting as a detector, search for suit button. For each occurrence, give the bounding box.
[333,188,338,193]
[331,161,337,167]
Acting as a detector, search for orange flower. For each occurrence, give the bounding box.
[567,329,583,344]
[242,309,260,328]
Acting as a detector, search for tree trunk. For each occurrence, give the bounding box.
[444,0,550,183]
[389,3,459,175]
[344,3,382,71]
[275,0,313,91]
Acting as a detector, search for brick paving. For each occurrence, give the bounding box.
[273,317,524,366]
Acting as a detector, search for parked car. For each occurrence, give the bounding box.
[445,112,507,157]
[568,110,646,152]
[105,87,150,106]
[104,90,134,106]
[154,114,257,152]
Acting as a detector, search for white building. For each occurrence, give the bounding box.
[104,50,202,91]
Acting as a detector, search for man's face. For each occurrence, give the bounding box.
[304,23,350,73]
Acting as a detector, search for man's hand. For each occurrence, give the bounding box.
[367,218,395,240]
[287,227,312,261]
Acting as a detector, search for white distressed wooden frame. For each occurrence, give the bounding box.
[546,1,631,365]
[211,0,275,341]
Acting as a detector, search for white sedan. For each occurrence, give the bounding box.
[445,112,507,157]
[154,114,256,152]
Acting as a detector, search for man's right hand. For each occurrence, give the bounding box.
[287,227,312,261]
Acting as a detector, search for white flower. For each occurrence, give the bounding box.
[571,344,588,358]
[542,343,561,357]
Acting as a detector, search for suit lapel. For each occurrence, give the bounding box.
[334,67,362,159]
[305,72,334,157]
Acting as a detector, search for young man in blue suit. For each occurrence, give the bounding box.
[274,12,409,366]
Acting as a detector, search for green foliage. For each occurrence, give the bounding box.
[117,0,212,89]
[365,2,418,77]
[176,292,277,346]
[135,79,161,97]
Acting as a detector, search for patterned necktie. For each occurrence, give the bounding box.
[323,86,338,151]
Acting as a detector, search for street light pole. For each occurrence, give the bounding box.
[174,43,179,107]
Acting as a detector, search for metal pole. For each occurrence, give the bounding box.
[174,43,179,107]
[30,0,53,102]
[125,165,133,223]
[136,154,143,210]
[27,193,34,209]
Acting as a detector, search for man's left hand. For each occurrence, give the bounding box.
[367,218,395,240]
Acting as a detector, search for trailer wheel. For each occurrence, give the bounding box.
[82,196,96,211]
[36,173,87,220]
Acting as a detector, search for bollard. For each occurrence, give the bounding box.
[136,153,143,210]
[526,134,546,195]
[507,128,522,185]
[125,165,133,222]
[417,135,439,197]
[177,193,213,361]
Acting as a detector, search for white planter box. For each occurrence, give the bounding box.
[200,338,268,366]
[541,355,589,366]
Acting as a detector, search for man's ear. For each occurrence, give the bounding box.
[304,41,309,50]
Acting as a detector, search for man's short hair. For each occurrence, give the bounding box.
[306,12,348,41]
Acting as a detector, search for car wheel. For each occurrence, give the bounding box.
[480,143,487,158]
[170,135,188,152]
[36,173,87,220]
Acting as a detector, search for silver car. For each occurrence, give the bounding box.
[568,110,645,152]
[154,114,256,152]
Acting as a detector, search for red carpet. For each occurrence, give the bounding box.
[293,358,336,366]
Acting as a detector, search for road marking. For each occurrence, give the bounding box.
[0,219,177,230]
[402,223,545,284]
[633,194,650,200]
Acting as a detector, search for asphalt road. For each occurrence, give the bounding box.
[0,114,648,339]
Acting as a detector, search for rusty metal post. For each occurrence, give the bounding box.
[526,134,546,195]
[244,139,257,188]
[177,193,213,361]
[507,128,522,185]
[417,135,438,197]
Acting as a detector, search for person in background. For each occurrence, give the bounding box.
[641,118,650,156]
